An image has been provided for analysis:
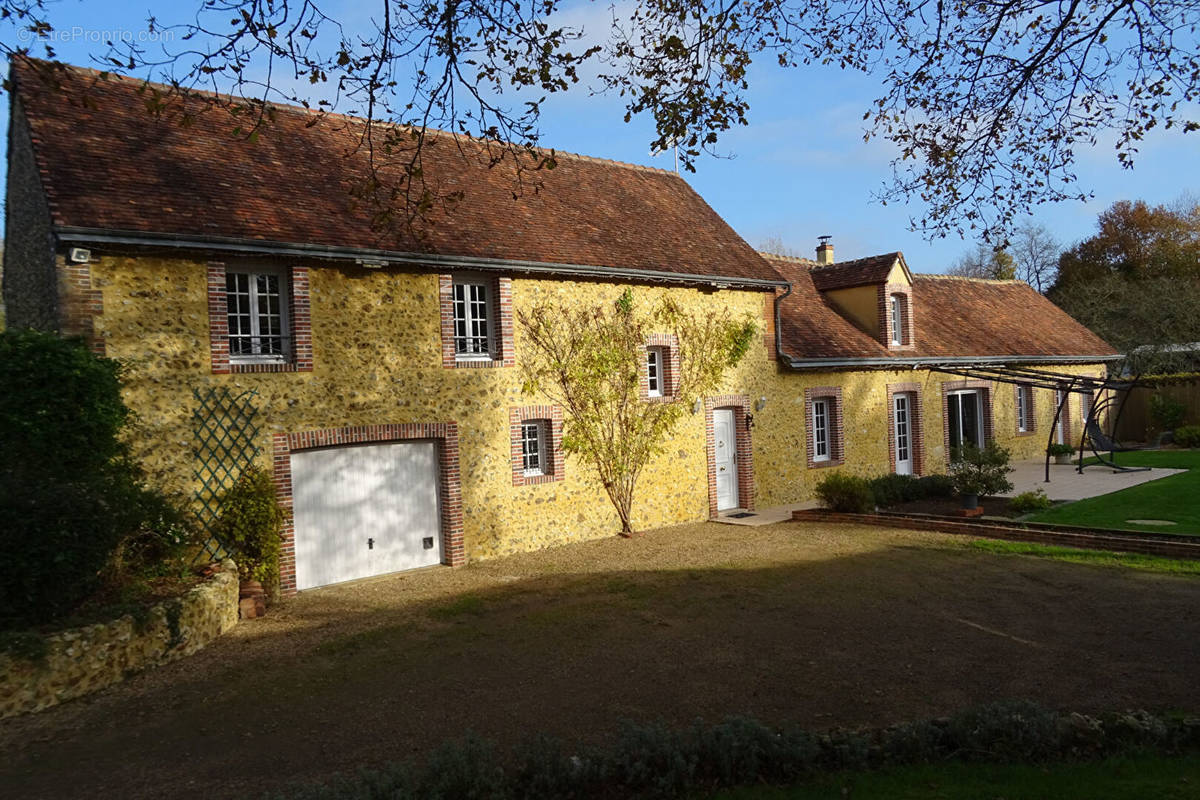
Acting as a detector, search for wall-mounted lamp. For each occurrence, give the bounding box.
[755,396,767,411]
[692,398,702,414]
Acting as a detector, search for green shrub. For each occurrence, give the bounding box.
[213,466,284,590]
[868,474,923,507]
[1150,393,1186,432]
[815,472,874,513]
[0,330,192,628]
[949,442,1014,497]
[916,473,955,499]
[1046,442,1076,457]
[1173,424,1200,448]
[1008,489,1053,515]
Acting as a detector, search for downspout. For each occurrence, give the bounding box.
[773,281,796,366]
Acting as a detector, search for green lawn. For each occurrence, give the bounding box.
[713,753,1200,799]
[969,539,1200,575]
[1026,450,1200,535]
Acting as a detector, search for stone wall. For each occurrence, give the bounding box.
[3,96,58,331]
[0,560,239,719]
[69,252,1109,577]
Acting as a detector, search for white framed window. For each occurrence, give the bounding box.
[1017,384,1032,432]
[452,277,493,359]
[521,420,547,477]
[646,347,665,397]
[890,294,904,345]
[812,398,830,462]
[226,268,289,360]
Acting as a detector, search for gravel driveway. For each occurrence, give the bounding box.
[4,521,1199,799]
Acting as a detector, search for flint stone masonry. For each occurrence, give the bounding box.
[0,560,239,719]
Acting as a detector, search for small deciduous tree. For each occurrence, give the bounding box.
[518,289,756,534]
[948,245,1016,280]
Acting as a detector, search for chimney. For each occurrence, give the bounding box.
[816,236,834,266]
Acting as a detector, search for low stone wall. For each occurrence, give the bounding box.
[792,510,1200,559]
[0,559,239,719]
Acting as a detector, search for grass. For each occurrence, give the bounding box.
[713,753,1200,799]
[969,539,1200,575]
[1026,449,1200,535]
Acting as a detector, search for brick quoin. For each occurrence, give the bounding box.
[704,394,755,518]
[887,382,925,475]
[439,274,514,369]
[272,422,464,596]
[60,258,106,356]
[207,262,313,374]
[509,405,565,486]
[804,386,845,469]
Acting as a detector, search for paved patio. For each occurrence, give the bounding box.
[1000,459,1183,501]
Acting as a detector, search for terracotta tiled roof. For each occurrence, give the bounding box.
[765,253,1118,363]
[11,58,782,285]
[764,254,891,360]
[911,275,1118,358]
[809,253,901,290]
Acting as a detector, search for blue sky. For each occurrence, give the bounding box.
[5,1,1198,272]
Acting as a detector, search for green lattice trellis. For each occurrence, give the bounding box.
[192,386,262,560]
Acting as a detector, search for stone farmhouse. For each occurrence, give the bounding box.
[4,59,1118,594]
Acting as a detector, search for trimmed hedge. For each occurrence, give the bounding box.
[273,702,1200,799]
[816,472,956,513]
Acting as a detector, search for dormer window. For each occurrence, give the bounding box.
[890,294,903,345]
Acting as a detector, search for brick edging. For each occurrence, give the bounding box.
[791,509,1200,560]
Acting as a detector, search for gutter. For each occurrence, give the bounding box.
[54,227,789,291]
[773,281,798,367]
[784,353,1124,370]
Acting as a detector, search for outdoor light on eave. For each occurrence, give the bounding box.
[356,259,386,269]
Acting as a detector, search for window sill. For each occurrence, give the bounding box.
[519,472,560,485]
[228,360,307,374]
[1015,430,1038,437]
[454,355,508,369]
[808,458,845,469]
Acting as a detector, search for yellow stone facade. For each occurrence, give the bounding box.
[85,254,1107,566]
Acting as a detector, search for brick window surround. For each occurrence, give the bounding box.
[704,394,756,517]
[271,423,464,596]
[877,284,915,351]
[887,382,925,475]
[509,405,565,486]
[439,274,514,368]
[207,262,313,374]
[641,333,680,401]
[941,379,995,457]
[1014,383,1037,436]
[804,386,845,469]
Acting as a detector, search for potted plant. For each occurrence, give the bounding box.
[949,442,1015,509]
[1046,442,1075,465]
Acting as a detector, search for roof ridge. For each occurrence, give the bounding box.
[20,57,679,178]
[917,273,1025,284]
[812,251,901,271]
[758,251,817,266]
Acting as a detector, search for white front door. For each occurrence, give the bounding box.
[713,408,740,511]
[893,393,913,475]
[291,441,442,590]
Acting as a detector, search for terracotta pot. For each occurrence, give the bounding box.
[239,580,264,598]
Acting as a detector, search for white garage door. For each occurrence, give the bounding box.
[291,441,442,590]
